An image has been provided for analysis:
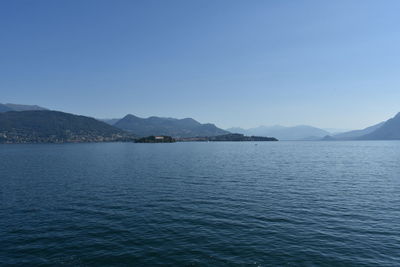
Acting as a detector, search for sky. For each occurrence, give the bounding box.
[1,0,400,130]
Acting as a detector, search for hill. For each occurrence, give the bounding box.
[0,104,13,112]
[227,125,329,140]
[114,114,229,137]
[360,113,400,140]
[0,110,134,143]
[0,103,47,112]
[2,103,47,111]
[331,122,385,140]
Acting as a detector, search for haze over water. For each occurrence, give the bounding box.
[1,141,400,266]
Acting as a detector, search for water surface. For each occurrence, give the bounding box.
[1,141,400,266]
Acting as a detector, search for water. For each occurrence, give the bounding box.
[1,141,400,266]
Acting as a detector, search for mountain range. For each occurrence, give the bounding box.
[227,125,330,140]
[0,104,230,140]
[360,113,400,140]
[1,102,400,142]
[325,112,400,140]
[228,112,400,141]
[113,114,229,138]
[329,122,385,140]
[0,110,134,143]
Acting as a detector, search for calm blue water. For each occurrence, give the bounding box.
[1,141,400,266]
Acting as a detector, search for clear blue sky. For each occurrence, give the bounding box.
[1,0,400,129]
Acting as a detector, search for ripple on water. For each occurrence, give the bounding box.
[1,141,400,266]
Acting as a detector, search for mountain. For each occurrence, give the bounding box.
[322,128,353,135]
[0,104,13,112]
[226,127,247,134]
[0,103,47,112]
[360,113,400,140]
[99,118,121,125]
[114,114,229,137]
[332,121,385,140]
[3,103,47,111]
[0,110,134,143]
[227,125,330,140]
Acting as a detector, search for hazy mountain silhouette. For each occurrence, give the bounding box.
[100,118,121,125]
[359,113,400,140]
[114,114,229,137]
[226,127,247,134]
[227,125,329,140]
[0,103,47,112]
[331,122,385,140]
[322,128,352,134]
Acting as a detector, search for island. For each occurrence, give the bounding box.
[209,133,278,141]
[177,133,278,142]
[135,136,176,143]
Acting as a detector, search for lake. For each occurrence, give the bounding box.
[1,141,400,266]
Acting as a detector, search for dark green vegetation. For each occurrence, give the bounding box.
[0,110,135,144]
[135,136,176,143]
[114,114,229,138]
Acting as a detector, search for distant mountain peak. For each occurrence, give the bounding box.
[124,114,140,119]
[181,118,198,123]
